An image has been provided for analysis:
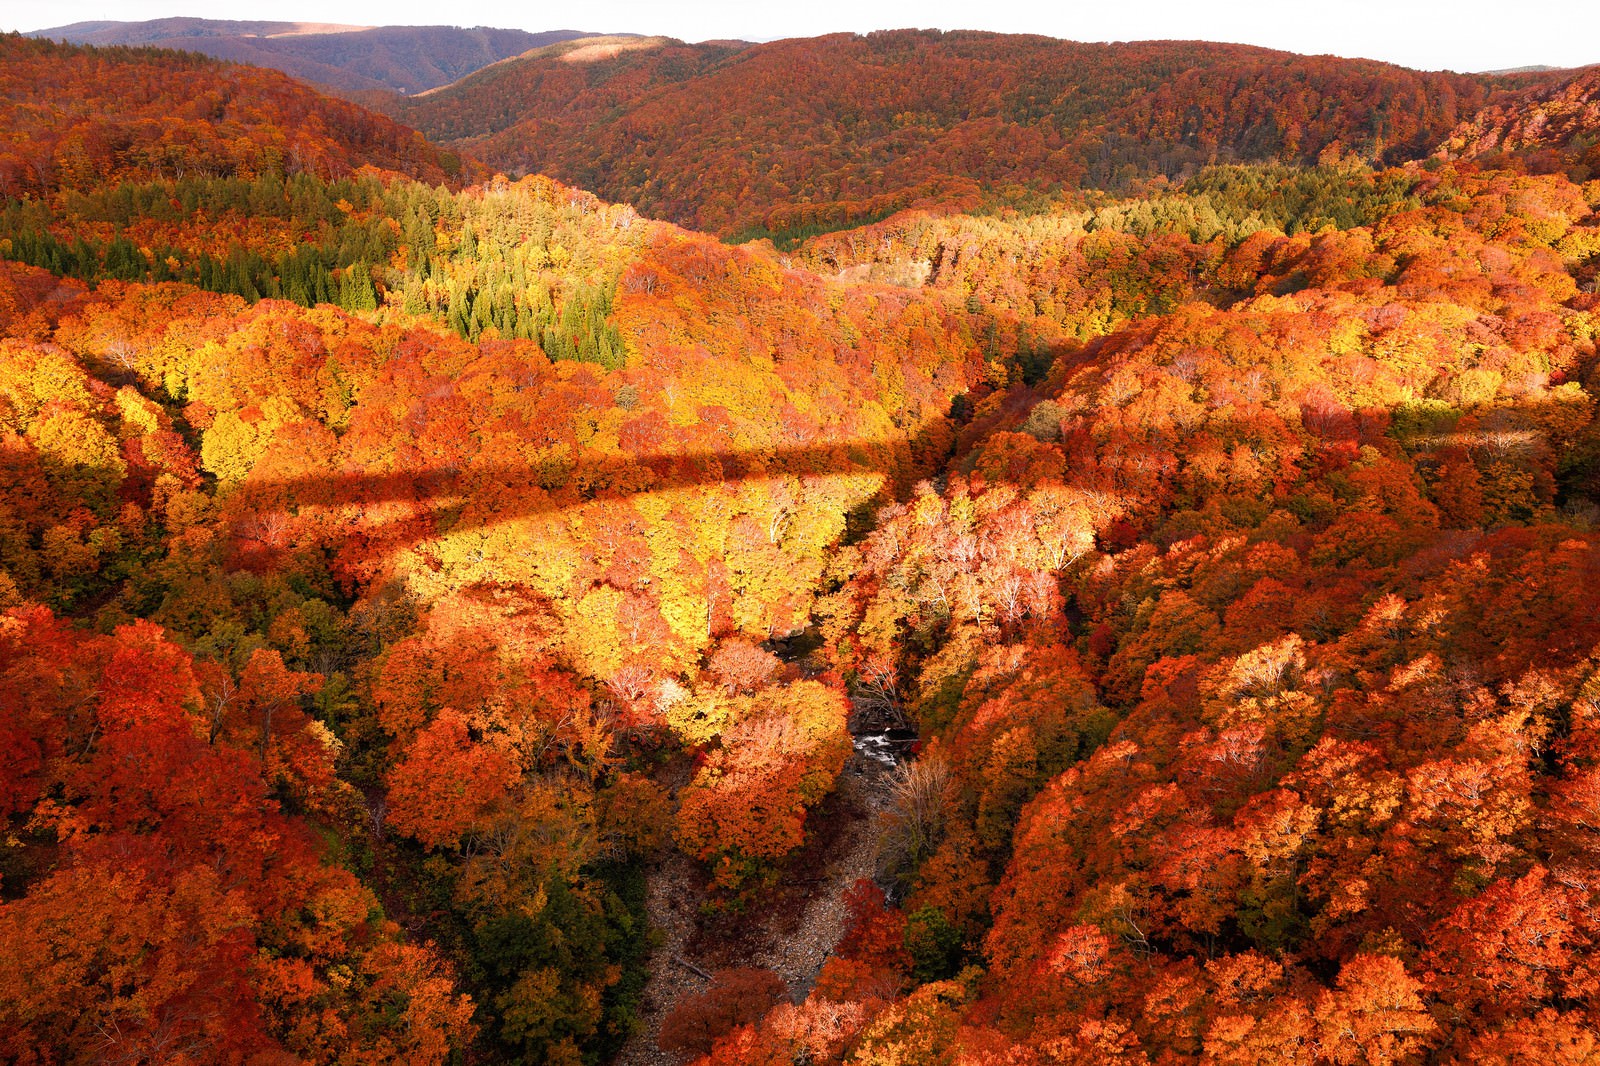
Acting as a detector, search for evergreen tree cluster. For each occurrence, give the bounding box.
[0,172,634,369]
[1084,163,1424,242]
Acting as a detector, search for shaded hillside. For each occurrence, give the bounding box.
[1440,64,1600,179]
[0,34,475,195]
[396,29,1548,239]
[28,19,598,95]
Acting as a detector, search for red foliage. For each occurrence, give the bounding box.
[399,31,1544,237]
[658,968,789,1060]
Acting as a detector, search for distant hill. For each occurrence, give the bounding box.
[25,18,370,43]
[0,34,475,195]
[1440,64,1600,178]
[393,29,1559,240]
[27,19,602,95]
[1480,64,1567,74]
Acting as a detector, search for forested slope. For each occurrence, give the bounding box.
[1440,64,1600,180]
[396,30,1550,240]
[791,159,1600,1066]
[0,37,1003,1064]
[0,34,473,196]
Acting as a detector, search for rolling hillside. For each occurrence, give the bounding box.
[395,30,1556,238]
[0,34,476,194]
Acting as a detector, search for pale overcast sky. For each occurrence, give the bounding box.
[6,0,1598,73]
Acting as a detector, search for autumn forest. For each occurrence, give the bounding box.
[4,22,1600,1066]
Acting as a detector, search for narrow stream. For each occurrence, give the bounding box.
[851,728,919,767]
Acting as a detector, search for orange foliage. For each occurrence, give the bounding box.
[0,35,468,196]
[3,36,1600,1064]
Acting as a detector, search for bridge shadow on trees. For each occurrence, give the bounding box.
[198,380,1600,607]
[214,419,970,575]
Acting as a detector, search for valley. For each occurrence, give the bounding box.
[1,22,1599,1066]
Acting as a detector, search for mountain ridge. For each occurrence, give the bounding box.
[392,29,1562,238]
[26,18,604,95]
